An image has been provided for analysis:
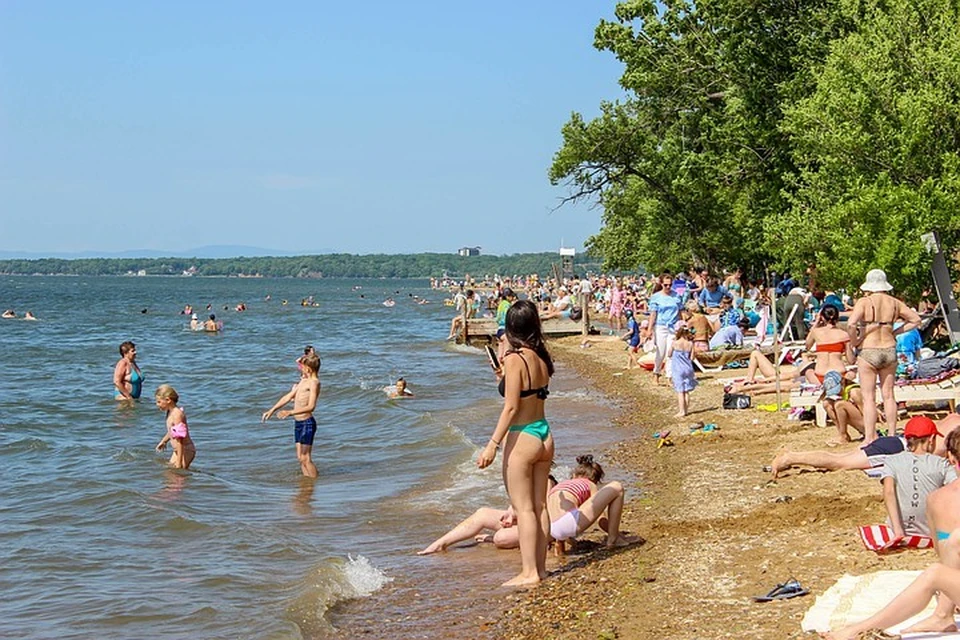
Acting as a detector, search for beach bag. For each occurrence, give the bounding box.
[569,306,583,322]
[916,356,960,379]
[722,392,751,410]
[723,392,751,409]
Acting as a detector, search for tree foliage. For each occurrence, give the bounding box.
[554,0,960,294]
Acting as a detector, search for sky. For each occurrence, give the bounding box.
[0,1,626,257]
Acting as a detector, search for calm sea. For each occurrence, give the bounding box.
[0,276,622,639]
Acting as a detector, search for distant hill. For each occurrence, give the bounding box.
[0,245,337,260]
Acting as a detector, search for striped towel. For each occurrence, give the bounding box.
[858,524,933,552]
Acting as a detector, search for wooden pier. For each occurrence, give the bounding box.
[460,316,589,347]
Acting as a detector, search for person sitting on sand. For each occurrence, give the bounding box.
[418,505,521,554]
[821,428,960,639]
[708,317,750,349]
[769,415,944,479]
[547,455,640,555]
[878,416,956,539]
[685,300,713,352]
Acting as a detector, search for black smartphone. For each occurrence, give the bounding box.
[484,344,500,370]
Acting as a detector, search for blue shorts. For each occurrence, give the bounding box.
[294,417,317,446]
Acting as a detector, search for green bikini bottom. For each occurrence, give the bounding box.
[508,418,551,442]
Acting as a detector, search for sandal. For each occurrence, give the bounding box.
[752,578,809,602]
[854,630,901,640]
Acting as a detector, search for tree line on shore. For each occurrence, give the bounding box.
[0,253,601,279]
[555,0,960,299]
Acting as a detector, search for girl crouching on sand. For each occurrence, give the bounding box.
[667,324,697,418]
[155,385,196,470]
[547,455,639,554]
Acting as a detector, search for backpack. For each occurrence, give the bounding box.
[722,392,752,410]
[569,306,583,322]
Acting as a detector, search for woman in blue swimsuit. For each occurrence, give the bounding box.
[113,341,143,400]
[477,300,555,588]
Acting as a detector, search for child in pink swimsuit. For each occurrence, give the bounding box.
[155,384,196,470]
[546,455,639,554]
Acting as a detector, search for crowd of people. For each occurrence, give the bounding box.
[433,263,960,631]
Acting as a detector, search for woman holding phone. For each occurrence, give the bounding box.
[477,300,555,587]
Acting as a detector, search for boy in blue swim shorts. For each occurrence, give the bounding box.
[262,353,321,478]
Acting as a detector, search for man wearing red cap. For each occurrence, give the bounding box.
[771,414,959,479]
[879,416,957,539]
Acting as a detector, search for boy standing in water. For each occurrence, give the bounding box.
[261,353,320,478]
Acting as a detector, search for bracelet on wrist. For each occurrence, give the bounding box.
[490,438,501,448]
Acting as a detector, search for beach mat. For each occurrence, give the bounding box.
[858,525,934,552]
[801,571,960,637]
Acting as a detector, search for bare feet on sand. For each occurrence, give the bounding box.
[902,613,958,634]
[673,411,686,419]
[417,542,446,555]
[607,534,642,549]
[502,573,541,588]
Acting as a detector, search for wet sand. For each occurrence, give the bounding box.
[491,336,944,640]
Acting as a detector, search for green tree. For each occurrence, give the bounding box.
[777,0,960,297]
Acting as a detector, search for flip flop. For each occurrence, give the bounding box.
[752,578,809,602]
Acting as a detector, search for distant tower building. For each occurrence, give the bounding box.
[559,246,575,278]
[457,246,481,257]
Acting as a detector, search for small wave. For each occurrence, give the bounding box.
[342,554,393,597]
[0,437,50,452]
[288,555,392,633]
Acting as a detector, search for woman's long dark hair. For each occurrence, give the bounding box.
[505,300,554,376]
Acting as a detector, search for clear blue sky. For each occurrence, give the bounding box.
[0,1,624,256]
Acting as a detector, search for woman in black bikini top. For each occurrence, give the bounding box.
[497,350,550,400]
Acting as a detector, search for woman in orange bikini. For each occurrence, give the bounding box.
[806,304,856,443]
[846,269,922,443]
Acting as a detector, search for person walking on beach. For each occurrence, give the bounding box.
[113,341,144,400]
[262,352,321,478]
[154,385,196,469]
[847,269,921,442]
[643,272,682,385]
[667,325,697,418]
[477,300,555,588]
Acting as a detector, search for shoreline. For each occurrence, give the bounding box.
[491,335,944,640]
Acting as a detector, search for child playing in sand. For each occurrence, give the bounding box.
[262,353,320,478]
[547,455,640,555]
[667,325,697,418]
[154,385,196,470]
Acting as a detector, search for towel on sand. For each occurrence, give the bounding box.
[801,571,960,637]
[858,525,934,552]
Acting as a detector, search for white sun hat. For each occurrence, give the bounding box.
[860,269,893,292]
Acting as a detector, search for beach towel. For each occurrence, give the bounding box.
[801,571,960,637]
[857,524,934,552]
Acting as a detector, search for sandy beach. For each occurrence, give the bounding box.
[490,335,944,640]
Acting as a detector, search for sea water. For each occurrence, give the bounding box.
[0,276,622,639]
